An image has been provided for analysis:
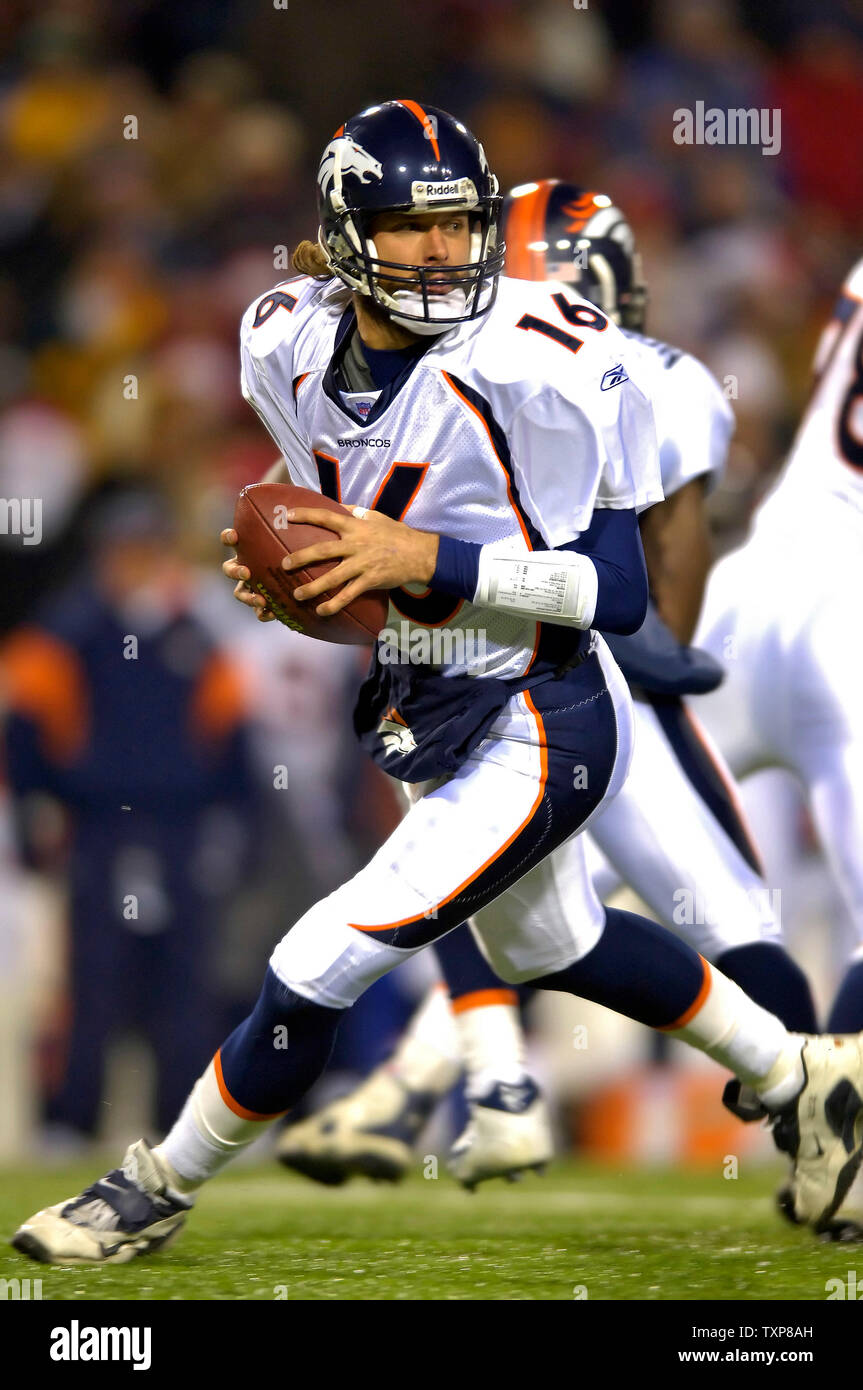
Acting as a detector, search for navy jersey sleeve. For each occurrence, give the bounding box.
[432,507,647,634]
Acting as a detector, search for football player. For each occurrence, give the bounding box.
[13,103,863,1265]
[695,256,863,1232]
[276,182,818,1193]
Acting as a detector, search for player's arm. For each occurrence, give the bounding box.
[275,503,647,631]
[638,476,712,643]
[276,318,660,628]
[637,351,732,641]
[432,507,648,633]
[432,349,662,634]
[274,357,655,631]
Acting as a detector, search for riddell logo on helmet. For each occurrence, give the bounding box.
[412,178,477,204]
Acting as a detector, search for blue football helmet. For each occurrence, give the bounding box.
[502,180,647,331]
[317,100,503,334]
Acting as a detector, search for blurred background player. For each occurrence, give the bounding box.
[1,485,258,1143]
[695,257,863,1230]
[275,181,818,1191]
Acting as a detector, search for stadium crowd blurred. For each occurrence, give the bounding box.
[1,0,862,1158]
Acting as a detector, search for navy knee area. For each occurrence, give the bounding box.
[828,958,863,1033]
[530,907,706,1029]
[219,968,343,1116]
[716,941,818,1033]
[435,926,512,998]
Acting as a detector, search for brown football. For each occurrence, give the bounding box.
[233,483,390,644]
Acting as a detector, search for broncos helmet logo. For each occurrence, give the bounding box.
[561,192,602,235]
[317,138,384,198]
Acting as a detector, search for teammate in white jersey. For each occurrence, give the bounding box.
[13,102,863,1266]
[276,181,817,1193]
[695,257,863,1231]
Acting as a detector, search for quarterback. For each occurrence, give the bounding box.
[277,181,818,1194]
[12,101,863,1265]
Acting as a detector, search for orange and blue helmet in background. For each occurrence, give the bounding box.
[502,179,648,331]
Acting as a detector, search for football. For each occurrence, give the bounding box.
[233,482,390,644]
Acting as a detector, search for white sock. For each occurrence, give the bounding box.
[453,995,526,1100]
[389,986,462,1094]
[155,1057,284,1192]
[663,960,797,1090]
[754,1039,806,1110]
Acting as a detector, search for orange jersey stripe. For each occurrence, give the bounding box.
[657,958,712,1032]
[451,988,519,1014]
[350,693,549,933]
[396,99,441,161]
[213,1049,287,1122]
[522,617,543,677]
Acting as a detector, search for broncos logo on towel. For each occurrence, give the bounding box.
[377,707,418,757]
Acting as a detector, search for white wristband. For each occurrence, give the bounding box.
[475,545,598,628]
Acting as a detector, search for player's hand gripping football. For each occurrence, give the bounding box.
[282,506,439,617]
[220,527,275,621]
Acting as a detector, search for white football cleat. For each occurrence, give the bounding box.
[772,1035,863,1234]
[276,1069,439,1185]
[10,1139,192,1266]
[447,1078,554,1190]
[818,1163,863,1242]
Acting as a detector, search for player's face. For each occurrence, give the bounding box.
[368,210,472,293]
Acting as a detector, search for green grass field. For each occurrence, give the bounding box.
[1,1159,857,1301]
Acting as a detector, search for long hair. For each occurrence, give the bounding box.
[292,238,333,279]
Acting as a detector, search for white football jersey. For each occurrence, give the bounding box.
[622,331,734,497]
[761,257,863,523]
[240,273,663,681]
